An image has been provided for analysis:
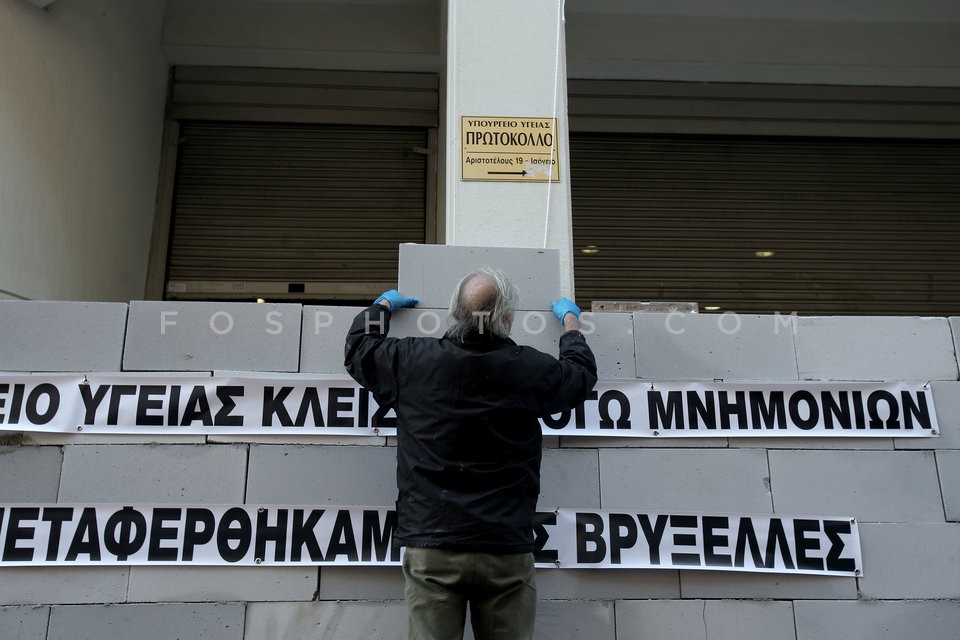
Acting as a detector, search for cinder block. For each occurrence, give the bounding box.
[317,566,404,600]
[300,306,363,374]
[599,449,772,513]
[127,566,317,603]
[0,446,62,502]
[244,601,407,640]
[505,311,561,355]
[633,313,799,380]
[0,606,48,640]
[897,381,960,450]
[581,312,636,379]
[536,568,679,600]
[700,600,796,640]
[950,316,960,371]
[398,244,561,310]
[511,312,636,379]
[47,603,245,640]
[535,600,615,640]
[795,316,958,381]
[939,450,960,521]
[857,523,960,598]
[794,600,960,640]
[0,301,127,371]
[615,600,796,640]
[245,445,397,505]
[123,301,301,372]
[386,307,449,339]
[538,448,600,510]
[58,444,247,503]
[768,450,943,523]
[0,568,128,605]
[679,570,857,600]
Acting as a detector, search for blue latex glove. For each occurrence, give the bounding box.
[374,289,419,309]
[551,297,581,324]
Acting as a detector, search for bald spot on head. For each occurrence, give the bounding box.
[460,272,500,315]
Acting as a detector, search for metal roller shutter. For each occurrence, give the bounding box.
[163,67,438,301]
[571,133,960,315]
[568,79,960,315]
[167,121,428,300]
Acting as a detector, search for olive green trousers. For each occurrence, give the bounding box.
[402,547,537,640]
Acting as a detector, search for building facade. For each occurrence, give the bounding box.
[1,1,959,638]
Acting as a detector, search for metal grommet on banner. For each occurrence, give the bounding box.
[258,507,265,513]
[373,428,380,435]
[81,375,89,385]
[76,426,82,431]
[553,559,561,568]
[255,557,263,565]
[854,569,861,576]
[653,431,660,437]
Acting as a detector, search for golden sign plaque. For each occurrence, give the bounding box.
[460,116,560,182]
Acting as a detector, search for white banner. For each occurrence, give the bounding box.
[0,375,938,438]
[548,381,939,437]
[0,504,861,576]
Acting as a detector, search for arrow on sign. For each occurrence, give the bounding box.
[488,170,528,176]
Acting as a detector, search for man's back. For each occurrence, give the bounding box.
[345,310,596,552]
[343,270,597,640]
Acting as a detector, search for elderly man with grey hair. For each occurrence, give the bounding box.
[344,268,597,640]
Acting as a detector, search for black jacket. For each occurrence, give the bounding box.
[344,304,597,553]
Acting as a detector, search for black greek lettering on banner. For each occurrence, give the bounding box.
[104,506,147,561]
[0,505,859,574]
[533,512,558,564]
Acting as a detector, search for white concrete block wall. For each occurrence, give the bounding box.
[633,312,799,380]
[0,567,129,606]
[244,601,408,640]
[1,247,958,639]
[617,600,797,640]
[299,306,362,374]
[793,600,960,639]
[795,316,958,381]
[397,244,561,310]
[940,450,960,521]
[0,606,47,640]
[950,317,960,369]
[123,301,302,372]
[767,450,943,521]
[0,301,128,372]
[47,603,245,640]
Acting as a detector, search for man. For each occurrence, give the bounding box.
[344,267,597,640]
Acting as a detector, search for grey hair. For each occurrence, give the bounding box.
[446,267,519,340]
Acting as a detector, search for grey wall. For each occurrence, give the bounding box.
[1,246,959,639]
[0,0,168,302]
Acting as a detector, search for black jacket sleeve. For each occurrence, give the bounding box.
[533,329,598,416]
[343,304,401,407]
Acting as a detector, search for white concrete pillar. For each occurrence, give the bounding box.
[444,0,576,296]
